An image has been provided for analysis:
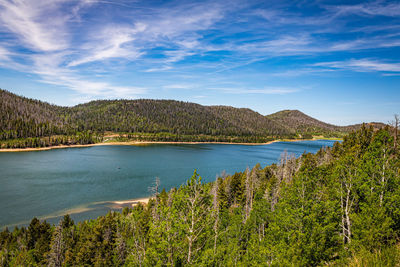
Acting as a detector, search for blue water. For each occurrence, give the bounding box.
[0,140,338,229]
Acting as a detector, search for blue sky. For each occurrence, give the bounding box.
[0,0,399,125]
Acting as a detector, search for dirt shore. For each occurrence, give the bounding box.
[0,138,341,152]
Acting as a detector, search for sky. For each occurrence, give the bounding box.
[0,0,399,125]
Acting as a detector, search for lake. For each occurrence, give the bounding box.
[0,140,338,229]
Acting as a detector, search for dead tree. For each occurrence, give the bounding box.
[270,151,297,211]
[47,223,65,267]
[244,168,252,222]
[148,177,160,222]
[210,177,220,255]
[338,161,357,246]
[181,171,208,264]
[390,114,399,151]
[244,167,259,223]
[129,211,147,266]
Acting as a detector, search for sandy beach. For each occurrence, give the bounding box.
[1,197,151,230]
[0,137,341,152]
[44,197,151,218]
[112,197,150,206]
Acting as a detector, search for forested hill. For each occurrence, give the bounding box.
[0,89,382,148]
[267,109,355,137]
[0,89,290,139]
[70,100,289,137]
[1,126,399,266]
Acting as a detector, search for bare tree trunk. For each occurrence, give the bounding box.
[211,178,220,255]
[340,183,346,245]
[244,168,254,223]
[344,187,352,244]
[380,147,387,207]
[271,152,297,211]
[183,173,206,265]
[149,177,160,222]
[48,223,65,267]
[131,220,146,266]
[187,197,196,264]
[340,168,355,246]
[166,190,175,266]
[394,114,399,151]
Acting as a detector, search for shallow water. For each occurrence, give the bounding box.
[0,140,338,229]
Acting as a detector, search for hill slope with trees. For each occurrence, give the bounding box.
[0,125,399,266]
[267,109,359,137]
[0,89,382,149]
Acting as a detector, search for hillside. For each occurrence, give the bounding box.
[1,126,399,266]
[0,89,68,139]
[69,99,290,137]
[0,89,377,148]
[266,109,353,137]
[1,90,291,140]
[267,109,387,138]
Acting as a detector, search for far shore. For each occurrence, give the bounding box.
[0,137,342,152]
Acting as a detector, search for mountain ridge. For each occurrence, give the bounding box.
[0,89,385,148]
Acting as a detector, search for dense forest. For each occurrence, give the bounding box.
[0,89,377,149]
[266,109,362,138]
[1,125,399,266]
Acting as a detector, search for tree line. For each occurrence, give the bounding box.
[0,132,102,149]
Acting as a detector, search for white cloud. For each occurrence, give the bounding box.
[255,8,336,27]
[143,66,173,73]
[0,0,146,99]
[0,0,399,102]
[210,87,300,95]
[145,3,224,39]
[0,46,11,61]
[38,68,145,99]
[163,84,196,90]
[234,33,400,58]
[30,52,145,98]
[0,0,72,51]
[315,59,400,73]
[67,24,145,67]
[331,2,400,17]
[270,68,335,77]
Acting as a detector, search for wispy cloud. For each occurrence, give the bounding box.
[0,0,72,51]
[163,84,196,90]
[67,24,145,67]
[143,66,173,73]
[0,0,229,97]
[210,86,300,95]
[0,0,146,99]
[0,46,11,61]
[270,68,335,77]
[314,59,400,73]
[330,1,400,17]
[31,52,145,99]
[0,0,399,102]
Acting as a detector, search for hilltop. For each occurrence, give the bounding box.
[266,109,355,138]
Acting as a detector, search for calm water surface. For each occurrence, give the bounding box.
[0,140,338,229]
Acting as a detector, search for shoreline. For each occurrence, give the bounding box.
[0,138,341,152]
[1,197,151,230]
[112,197,150,206]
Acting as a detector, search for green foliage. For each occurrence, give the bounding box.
[340,244,400,267]
[266,109,365,138]
[0,132,103,149]
[0,126,399,266]
[1,88,368,149]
